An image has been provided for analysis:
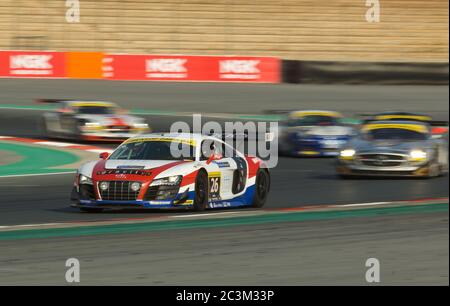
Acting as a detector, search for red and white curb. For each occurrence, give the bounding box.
[0,136,114,154]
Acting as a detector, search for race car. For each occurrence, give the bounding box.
[70,133,270,212]
[39,99,150,141]
[278,110,355,156]
[336,120,448,178]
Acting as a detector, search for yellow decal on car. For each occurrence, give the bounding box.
[72,102,115,107]
[125,137,196,146]
[375,115,432,121]
[363,123,428,133]
[290,111,341,118]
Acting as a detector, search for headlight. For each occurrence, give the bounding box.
[83,122,102,130]
[133,123,149,129]
[99,181,109,191]
[85,122,100,127]
[409,150,427,161]
[339,149,356,160]
[130,182,141,192]
[150,175,182,186]
[79,174,93,185]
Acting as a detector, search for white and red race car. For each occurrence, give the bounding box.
[71,133,270,212]
[40,99,150,141]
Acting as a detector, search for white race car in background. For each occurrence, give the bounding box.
[39,99,150,141]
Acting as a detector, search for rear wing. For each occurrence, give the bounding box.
[358,113,448,135]
[34,98,72,104]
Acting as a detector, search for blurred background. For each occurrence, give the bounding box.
[0,0,448,84]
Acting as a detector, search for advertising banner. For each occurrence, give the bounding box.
[0,51,280,83]
[103,54,280,83]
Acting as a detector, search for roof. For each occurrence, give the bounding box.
[289,110,343,118]
[125,133,217,145]
[373,112,432,122]
[362,120,430,133]
[66,101,117,108]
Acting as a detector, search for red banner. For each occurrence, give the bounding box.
[0,51,65,78]
[0,51,280,83]
[103,54,280,83]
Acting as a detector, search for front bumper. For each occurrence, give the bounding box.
[286,135,349,157]
[336,161,431,177]
[70,185,194,210]
[71,199,194,210]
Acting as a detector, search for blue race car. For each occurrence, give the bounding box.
[278,110,355,157]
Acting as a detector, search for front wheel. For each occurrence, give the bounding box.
[252,169,270,208]
[193,170,208,211]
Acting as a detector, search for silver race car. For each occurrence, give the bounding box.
[336,120,448,178]
[39,99,151,141]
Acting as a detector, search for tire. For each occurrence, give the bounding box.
[252,169,270,208]
[427,150,442,178]
[79,207,104,213]
[40,118,51,139]
[193,170,208,211]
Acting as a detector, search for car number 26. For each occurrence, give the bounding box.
[208,173,221,200]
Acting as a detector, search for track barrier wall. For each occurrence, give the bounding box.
[0,50,448,84]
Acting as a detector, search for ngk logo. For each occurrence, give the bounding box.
[146,59,187,73]
[146,58,188,79]
[220,60,260,74]
[10,55,53,70]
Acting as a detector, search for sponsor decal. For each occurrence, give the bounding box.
[213,161,230,168]
[96,169,151,176]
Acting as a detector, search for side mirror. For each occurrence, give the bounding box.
[99,152,110,160]
[206,152,222,165]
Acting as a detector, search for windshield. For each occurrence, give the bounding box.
[288,115,337,127]
[366,128,427,141]
[77,106,115,115]
[109,141,195,161]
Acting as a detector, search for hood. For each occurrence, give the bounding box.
[104,160,178,170]
[354,139,429,152]
[290,125,354,136]
[75,114,143,126]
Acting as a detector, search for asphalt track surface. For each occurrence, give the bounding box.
[0,81,448,226]
[0,211,447,285]
[0,80,448,285]
[0,109,448,226]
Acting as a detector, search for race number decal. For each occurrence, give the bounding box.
[208,172,221,201]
